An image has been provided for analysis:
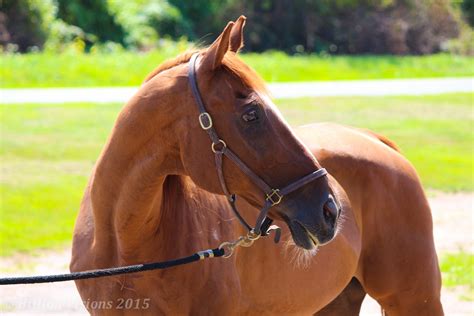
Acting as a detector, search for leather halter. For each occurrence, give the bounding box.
[188,53,328,240]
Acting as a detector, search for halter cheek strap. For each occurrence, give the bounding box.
[188,53,328,240]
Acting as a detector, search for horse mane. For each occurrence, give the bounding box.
[144,50,198,83]
[359,128,400,152]
[143,49,268,94]
[375,133,400,152]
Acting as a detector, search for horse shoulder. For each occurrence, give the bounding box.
[295,122,433,246]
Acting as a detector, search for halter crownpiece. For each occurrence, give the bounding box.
[188,53,328,240]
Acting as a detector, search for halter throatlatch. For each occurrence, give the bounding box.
[188,53,328,252]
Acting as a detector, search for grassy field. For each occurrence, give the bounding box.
[2,51,473,88]
[0,93,472,256]
[440,252,474,300]
[280,94,473,192]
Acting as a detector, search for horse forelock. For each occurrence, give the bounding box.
[143,49,268,95]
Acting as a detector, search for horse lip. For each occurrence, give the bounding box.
[306,230,320,246]
[288,220,319,250]
[295,221,320,246]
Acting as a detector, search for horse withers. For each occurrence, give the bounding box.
[71,16,442,315]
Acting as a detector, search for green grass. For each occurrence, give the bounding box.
[0,93,472,255]
[278,93,474,192]
[0,103,120,255]
[1,51,473,88]
[440,252,474,300]
[245,52,474,82]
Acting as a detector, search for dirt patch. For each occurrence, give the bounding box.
[429,191,473,253]
[0,193,472,315]
[0,248,84,315]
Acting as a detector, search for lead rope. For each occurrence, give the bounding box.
[0,248,223,285]
[0,227,279,285]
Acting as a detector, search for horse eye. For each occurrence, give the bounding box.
[242,109,259,122]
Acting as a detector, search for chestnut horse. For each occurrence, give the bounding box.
[71,16,443,315]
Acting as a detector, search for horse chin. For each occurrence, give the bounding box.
[288,221,320,250]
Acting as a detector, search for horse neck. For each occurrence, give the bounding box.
[88,77,240,264]
[91,152,236,263]
[90,81,187,261]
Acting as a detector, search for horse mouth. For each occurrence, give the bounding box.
[288,221,320,250]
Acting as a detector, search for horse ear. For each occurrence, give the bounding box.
[200,21,234,71]
[230,15,246,53]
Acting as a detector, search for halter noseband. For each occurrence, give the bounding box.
[188,53,328,240]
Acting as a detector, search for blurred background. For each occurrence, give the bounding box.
[0,0,473,314]
[1,0,473,54]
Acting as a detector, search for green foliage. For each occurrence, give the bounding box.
[462,0,474,26]
[0,0,466,54]
[167,0,228,40]
[0,93,471,254]
[218,0,460,54]
[43,19,89,53]
[446,23,474,55]
[441,252,474,300]
[145,1,191,39]
[2,52,473,88]
[56,0,124,46]
[106,0,188,48]
[0,0,56,51]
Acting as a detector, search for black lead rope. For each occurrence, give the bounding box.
[0,248,224,285]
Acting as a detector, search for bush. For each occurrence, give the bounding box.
[445,23,474,55]
[331,0,460,54]
[217,0,460,55]
[107,0,189,49]
[0,0,56,52]
[43,19,90,53]
[56,0,125,47]
[462,0,474,26]
[0,0,467,54]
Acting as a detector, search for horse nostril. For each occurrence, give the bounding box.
[323,197,338,227]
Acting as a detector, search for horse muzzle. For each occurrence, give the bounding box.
[285,194,341,250]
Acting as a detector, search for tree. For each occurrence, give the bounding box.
[0,0,56,51]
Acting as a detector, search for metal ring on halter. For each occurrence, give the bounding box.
[247,230,261,241]
[211,139,227,154]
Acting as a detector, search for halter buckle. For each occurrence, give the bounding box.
[211,139,227,154]
[266,189,283,206]
[198,112,213,130]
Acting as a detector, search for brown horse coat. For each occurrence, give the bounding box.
[71,16,442,315]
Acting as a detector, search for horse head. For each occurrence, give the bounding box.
[142,16,340,250]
